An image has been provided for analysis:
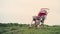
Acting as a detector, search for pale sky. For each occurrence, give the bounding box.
[0,0,60,25]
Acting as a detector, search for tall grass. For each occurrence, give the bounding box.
[0,23,60,34]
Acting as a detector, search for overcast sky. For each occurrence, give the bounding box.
[0,0,60,25]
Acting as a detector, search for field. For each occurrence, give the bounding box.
[0,23,60,34]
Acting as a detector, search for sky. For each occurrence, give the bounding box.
[0,0,60,25]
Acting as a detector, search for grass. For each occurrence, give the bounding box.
[0,23,60,34]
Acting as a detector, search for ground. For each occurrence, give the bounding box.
[0,23,60,34]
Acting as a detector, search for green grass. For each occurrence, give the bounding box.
[0,23,60,34]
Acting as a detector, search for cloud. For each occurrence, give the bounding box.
[0,0,60,25]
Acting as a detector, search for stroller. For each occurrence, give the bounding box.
[30,16,45,28]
